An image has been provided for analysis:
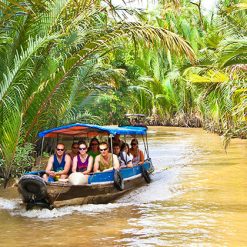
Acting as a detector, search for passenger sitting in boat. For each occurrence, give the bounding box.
[43,143,71,182]
[113,143,133,168]
[112,134,124,147]
[130,138,144,166]
[87,138,100,160]
[94,142,120,172]
[120,143,133,168]
[72,141,93,174]
[113,143,125,168]
[68,142,79,160]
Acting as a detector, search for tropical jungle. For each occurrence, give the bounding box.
[0,0,246,187]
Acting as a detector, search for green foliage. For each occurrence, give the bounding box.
[85,91,130,125]
[0,138,35,187]
[0,0,196,180]
[1,0,246,182]
[0,157,4,169]
[12,142,35,177]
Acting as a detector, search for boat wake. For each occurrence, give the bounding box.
[117,167,183,204]
[0,166,183,219]
[0,195,134,218]
[0,197,20,210]
[10,202,135,219]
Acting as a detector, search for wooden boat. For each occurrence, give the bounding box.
[18,124,154,210]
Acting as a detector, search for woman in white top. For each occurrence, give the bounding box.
[120,143,133,168]
[129,138,144,166]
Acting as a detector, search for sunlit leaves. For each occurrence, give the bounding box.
[187,70,229,83]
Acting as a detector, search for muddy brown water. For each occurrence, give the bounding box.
[0,127,247,246]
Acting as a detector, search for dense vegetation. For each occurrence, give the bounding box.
[0,0,246,185]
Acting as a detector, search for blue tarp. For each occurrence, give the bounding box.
[38,123,147,138]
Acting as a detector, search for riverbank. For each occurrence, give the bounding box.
[146,114,247,139]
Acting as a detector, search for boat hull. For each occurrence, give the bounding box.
[18,161,154,209]
[48,174,146,208]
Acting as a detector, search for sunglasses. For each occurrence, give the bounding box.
[79,147,87,150]
[91,143,98,146]
[73,147,79,149]
[131,143,137,146]
[100,148,108,152]
[57,148,64,151]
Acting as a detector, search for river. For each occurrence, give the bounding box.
[0,127,247,246]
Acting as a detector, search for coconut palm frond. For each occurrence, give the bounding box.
[119,22,196,64]
[228,2,247,13]
[28,0,69,37]
[1,108,22,174]
[188,70,229,84]
[218,38,247,68]
[21,13,196,140]
[62,110,100,125]
[0,34,59,103]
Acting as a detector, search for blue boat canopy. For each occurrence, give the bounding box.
[38,123,147,138]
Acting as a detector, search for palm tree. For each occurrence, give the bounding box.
[0,0,196,185]
[183,0,247,136]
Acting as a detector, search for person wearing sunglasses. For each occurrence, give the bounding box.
[87,138,100,160]
[130,138,144,166]
[72,142,93,175]
[94,142,120,172]
[43,143,71,182]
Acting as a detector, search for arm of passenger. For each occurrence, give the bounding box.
[83,156,93,175]
[138,150,145,165]
[126,157,133,168]
[93,155,100,172]
[46,156,55,177]
[72,156,78,173]
[113,155,120,170]
[102,168,114,172]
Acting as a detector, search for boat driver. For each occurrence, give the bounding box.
[43,143,71,182]
[94,142,120,172]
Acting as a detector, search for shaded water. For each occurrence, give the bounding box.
[1,127,247,246]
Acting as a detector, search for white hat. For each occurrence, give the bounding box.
[68,172,88,185]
